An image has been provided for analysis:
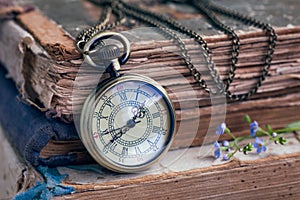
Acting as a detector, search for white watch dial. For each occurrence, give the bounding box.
[80,74,176,172]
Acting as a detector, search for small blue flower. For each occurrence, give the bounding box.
[222,154,229,161]
[214,141,221,159]
[253,137,267,154]
[272,132,277,138]
[250,121,259,137]
[214,141,220,149]
[216,122,226,135]
[222,140,230,147]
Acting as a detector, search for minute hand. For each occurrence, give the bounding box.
[110,119,141,143]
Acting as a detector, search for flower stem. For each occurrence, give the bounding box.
[225,128,236,140]
[275,127,300,133]
[257,127,271,136]
[213,116,298,161]
[228,149,238,159]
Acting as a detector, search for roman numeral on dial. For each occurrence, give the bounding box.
[122,147,129,156]
[135,146,142,155]
[119,91,127,101]
[103,142,117,154]
[135,146,143,162]
[105,99,115,109]
[152,126,161,133]
[152,112,160,119]
[93,112,108,120]
[147,139,159,151]
[135,85,141,100]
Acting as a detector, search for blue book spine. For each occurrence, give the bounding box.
[0,65,90,166]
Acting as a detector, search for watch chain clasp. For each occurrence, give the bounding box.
[83,32,131,77]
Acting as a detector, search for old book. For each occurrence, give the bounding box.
[2,113,299,199]
[11,132,300,199]
[1,62,300,174]
[0,123,79,199]
[0,66,92,167]
[0,64,300,199]
[0,123,42,200]
[1,1,300,199]
[0,0,300,150]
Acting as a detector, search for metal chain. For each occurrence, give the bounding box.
[78,0,217,93]
[76,5,110,52]
[119,1,226,93]
[118,2,214,92]
[76,2,126,53]
[201,0,277,100]
[190,0,240,94]
[84,0,225,93]
[77,0,277,101]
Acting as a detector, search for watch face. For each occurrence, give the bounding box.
[80,74,176,172]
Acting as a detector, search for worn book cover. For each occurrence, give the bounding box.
[0,66,91,166]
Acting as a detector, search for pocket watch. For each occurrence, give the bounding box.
[79,32,176,173]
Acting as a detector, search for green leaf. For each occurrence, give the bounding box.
[243,143,253,152]
[286,121,300,129]
[266,124,273,133]
[246,143,253,151]
[225,127,231,134]
[279,137,287,145]
[244,115,252,124]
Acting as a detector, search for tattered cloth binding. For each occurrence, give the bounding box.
[0,0,300,158]
[0,66,93,166]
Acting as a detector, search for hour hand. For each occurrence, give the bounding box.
[109,120,141,143]
[131,105,146,121]
[101,127,120,135]
[109,126,129,143]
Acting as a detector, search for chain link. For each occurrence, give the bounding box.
[201,0,277,100]
[76,1,126,53]
[118,2,213,92]
[190,0,240,94]
[77,0,277,101]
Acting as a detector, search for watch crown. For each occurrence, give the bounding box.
[98,44,121,61]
